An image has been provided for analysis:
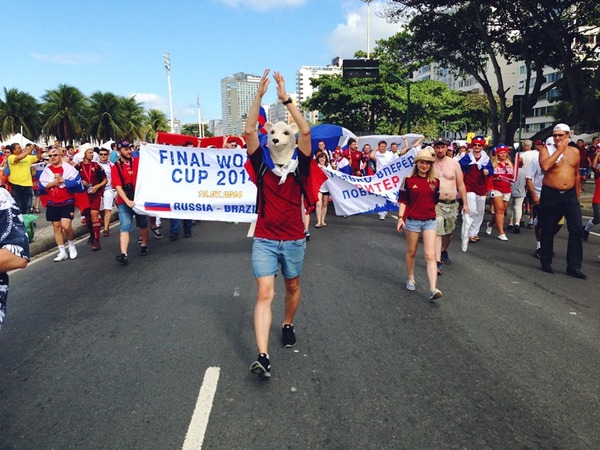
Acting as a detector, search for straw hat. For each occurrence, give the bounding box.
[414,147,435,162]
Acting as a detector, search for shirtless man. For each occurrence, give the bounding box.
[538,123,586,279]
[432,139,468,269]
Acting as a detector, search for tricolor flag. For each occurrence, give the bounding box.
[258,106,267,135]
[144,202,172,212]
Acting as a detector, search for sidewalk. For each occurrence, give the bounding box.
[28,208,119,258]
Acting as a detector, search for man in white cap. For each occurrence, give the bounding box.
[538,123,586,279]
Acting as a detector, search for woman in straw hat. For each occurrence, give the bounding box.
[397,147,442,300]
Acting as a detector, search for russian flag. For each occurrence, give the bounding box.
[144,202,172,212]
[258,106,267,135]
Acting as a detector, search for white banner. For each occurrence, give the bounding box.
[325,147,418,216]
[132,144,420,221]
[133,144,258,222]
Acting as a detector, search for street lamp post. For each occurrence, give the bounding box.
[197,95,204,139]
[362,0,372,59]
[163,52,175,133]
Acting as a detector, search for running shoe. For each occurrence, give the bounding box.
[582,227,589,241]
[140,245,149,256]
[498,234,508,241]
[441,250,451,265]
[406,279,416,291]
[116,253,128,264]
[486,222,492,235]
[151,226,163,239]
[250,353,271,378]
[282,324,297,348]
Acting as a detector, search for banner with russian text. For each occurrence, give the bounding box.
[324,147,418,216]
[133,144,259,222]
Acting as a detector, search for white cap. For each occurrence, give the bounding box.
[79,143,93,153]
[545,137,555,147]
[553,123,570,133]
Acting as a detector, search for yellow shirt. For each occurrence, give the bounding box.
[8,154,38,186]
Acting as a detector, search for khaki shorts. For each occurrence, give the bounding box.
[436,201,459,235]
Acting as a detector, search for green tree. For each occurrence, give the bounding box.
[180,123,213,138]
[0,88,42,141]
[384,0,600,142]
[144,109,169,142]
[87,91,123,142]
[119,96,145,141]
[41,84,87,144]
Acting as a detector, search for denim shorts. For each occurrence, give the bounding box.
[405,218,437,233]
[252,238,306,279]
[118,203,148,232]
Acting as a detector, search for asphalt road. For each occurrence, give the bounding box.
[1,212,599,449]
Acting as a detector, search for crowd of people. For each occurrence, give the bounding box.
[0,117,598,377]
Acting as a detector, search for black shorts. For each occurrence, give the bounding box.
[46,204,75,222]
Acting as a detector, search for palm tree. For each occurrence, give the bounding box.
[87,91,124,142]
[144,109,169,142]
[41,84,87,145]
[119,96,145,141]
[0,88,42,141]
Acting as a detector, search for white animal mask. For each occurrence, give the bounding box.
[264,121,299,166]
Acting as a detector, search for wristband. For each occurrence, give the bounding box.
[282,97,293,105]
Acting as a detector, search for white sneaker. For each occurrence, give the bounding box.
[486,222,492,235]
[54,251,68,262]
[429,288,443,300]
[68,245,78,260]
[406,279,416,291]
[498,234,508,241]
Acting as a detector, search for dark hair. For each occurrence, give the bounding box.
[347,138,356,146]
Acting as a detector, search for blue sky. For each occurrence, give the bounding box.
[1,0,401,127]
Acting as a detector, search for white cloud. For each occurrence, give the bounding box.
[327,1,401,58]
[30,52,105,65]
[217,0,306,12]
[131,92,167,112]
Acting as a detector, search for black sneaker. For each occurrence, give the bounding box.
[507,224,514,231]
[582,227,589,241]
[437,261,442,275]
[250,353,271,378]
[304,230,310,241]
[116,253,128,264]
[169,233,179,241]
[441,250,451,265]
[533,248,541,259]
[513,224,520,234]
[282,324,297,348]
[151,226,163,239]
[140,245,149,256]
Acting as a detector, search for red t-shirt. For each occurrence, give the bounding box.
[463,160,488,196]
[344,149,363,173]
[46,165,75,206]
[492,162,514,194]
[399,175,439,221]
[250,149,310,241]
[111,157,139,205]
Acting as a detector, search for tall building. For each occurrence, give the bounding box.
[296,64,341,123]
[221,72,262,136]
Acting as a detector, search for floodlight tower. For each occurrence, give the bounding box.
[362,0,373,58]
[163,52,175,133]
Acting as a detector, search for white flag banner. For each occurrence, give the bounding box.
[133,144,258,222]
[325,147,419,216]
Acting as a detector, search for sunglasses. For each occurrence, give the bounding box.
[472,144,483,147]
[99,153,108,156]
[48,154,60,157]
[552,133,567,138]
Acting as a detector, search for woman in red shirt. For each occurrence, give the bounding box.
[486,144,514,241]
[76,145,107,250]
[397,148,442,301]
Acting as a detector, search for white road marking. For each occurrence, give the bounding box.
[182,366,221,450]
[247,221,255,237]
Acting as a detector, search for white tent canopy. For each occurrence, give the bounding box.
[1,132,35,148]
[100,139,115,150]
